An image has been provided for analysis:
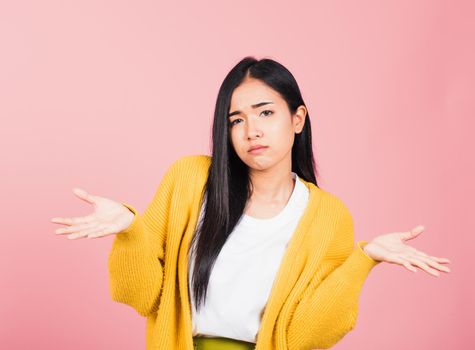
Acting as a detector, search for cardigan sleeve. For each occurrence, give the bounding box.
[107,158,180,317]
[286,205,381,350]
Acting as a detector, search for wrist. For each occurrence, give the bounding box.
[357,240,382,265]
[363,241,376,255]
[361,241,382,263]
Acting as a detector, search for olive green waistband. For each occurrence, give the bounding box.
[192,336,255,350]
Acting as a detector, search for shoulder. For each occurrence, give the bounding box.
[171,153,211,170]
[166,153,211,182]
[319,189,354,238]
[320,190,355,253]
[317,188,353,220]
[300,187,355,258]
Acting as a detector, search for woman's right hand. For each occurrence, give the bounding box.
[51,187,135,240]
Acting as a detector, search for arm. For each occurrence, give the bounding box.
[286,206,381,350]
[107,159,180,317]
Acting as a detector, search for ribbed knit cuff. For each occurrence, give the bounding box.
[336,240,381,287]
[113,202,144,244]
[357,240,381,265]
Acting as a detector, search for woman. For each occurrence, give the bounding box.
[51,56,451,350]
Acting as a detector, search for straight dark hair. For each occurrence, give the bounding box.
[188,56,319,311]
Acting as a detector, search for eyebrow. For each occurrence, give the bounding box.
[228,101,274,118]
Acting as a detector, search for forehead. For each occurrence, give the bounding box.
[230,78,283,108]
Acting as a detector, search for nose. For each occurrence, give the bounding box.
[246,117,263,140]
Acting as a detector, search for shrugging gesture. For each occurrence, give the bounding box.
[363,225,451,276]
[51,187,135,240]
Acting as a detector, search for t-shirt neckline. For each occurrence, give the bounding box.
[240,172,305,227]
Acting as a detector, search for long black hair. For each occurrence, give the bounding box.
[188,56,319,311]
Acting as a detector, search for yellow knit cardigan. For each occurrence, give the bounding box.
[108,154,381,350]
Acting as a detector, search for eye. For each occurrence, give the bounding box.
[261,110,273,117]
[229,118,242,126]
[229,110,273,127]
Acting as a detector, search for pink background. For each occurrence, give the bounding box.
[1,0,473,349]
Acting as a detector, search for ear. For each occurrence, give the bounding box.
[293,105,307,134]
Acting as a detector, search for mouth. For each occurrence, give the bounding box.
[248,146,268,154]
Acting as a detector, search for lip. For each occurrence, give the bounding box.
[248,145,268,154]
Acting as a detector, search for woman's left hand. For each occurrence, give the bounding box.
[363,225,451,277]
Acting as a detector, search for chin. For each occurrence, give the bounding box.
[249,158,275,171]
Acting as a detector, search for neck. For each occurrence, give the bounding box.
[248,160,295,203]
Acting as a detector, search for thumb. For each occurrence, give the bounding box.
[72,187,96,205]
[401,225,425,241]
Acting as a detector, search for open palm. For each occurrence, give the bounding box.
[51,187,134,239]
[363,225,451,277]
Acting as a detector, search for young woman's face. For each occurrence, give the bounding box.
[228,77,307,171]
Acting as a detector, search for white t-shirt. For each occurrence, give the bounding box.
[188,172,310,343]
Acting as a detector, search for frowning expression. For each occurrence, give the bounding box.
[228,77,306,171]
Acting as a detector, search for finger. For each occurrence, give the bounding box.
[407,246,435,260]
[408,253,451,273]
[87,225,117,239]
[67,230,96,240]
[83,225,108,239]
[55,222,96,235]
[68,223,114,240]
[50,214,95,226]
[404,256,440,277]
[67,224,103,240]
[72,187,96,205]
[386,254,418,273]
[67,233,86,240]
[401,225,425,242]
[412,250,451,264]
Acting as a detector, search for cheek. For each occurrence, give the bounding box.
[268,120,294,146]
[229,130,243,152]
